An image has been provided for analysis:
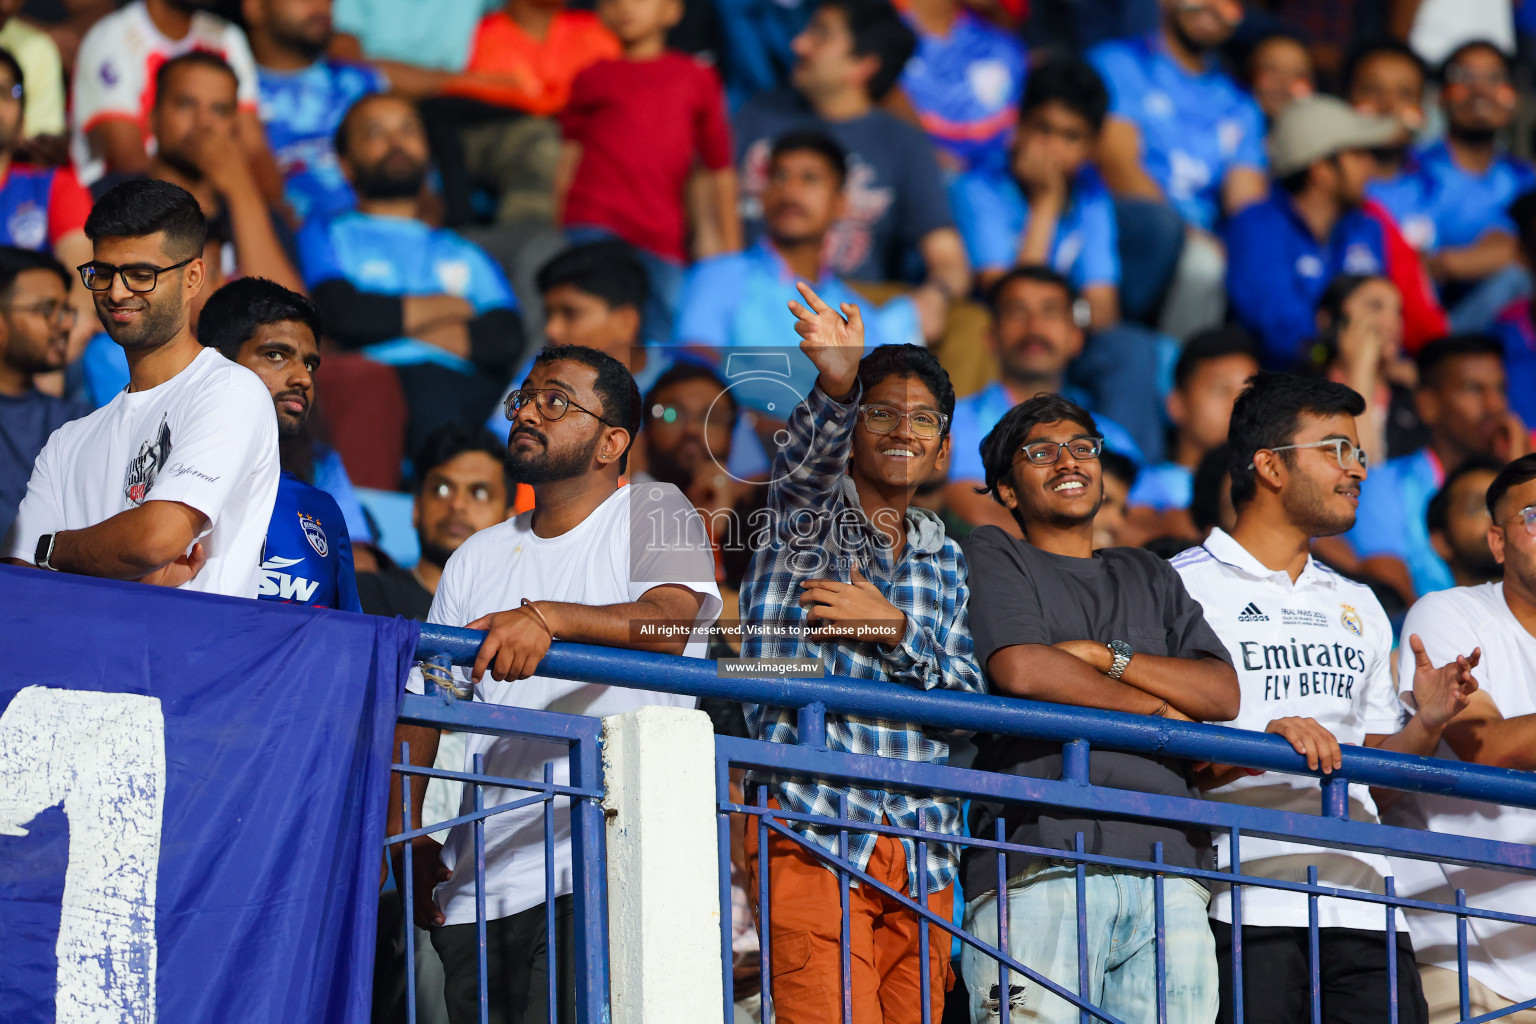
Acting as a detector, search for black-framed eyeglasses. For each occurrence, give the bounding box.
[1498,505,1536,536]
[1017,436,1104,466]
[1252,438,1369,471]
[77,257,195,293]
[0,299,77,327]
[857,404,948,439]
[504,387,617,426]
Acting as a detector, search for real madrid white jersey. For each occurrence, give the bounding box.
[1173,528,1402,930]
[6,347,279,598]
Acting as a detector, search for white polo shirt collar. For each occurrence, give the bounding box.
[1200,527,1341,591]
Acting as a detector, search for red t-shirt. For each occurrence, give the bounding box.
[559,52,732,263]
[447,9,620,116]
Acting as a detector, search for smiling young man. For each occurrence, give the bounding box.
[4,178,278,596]
[198,275,361,611]
[738,283,983,1024]
[1171,372,1480,1024]
[960,391,1239,1024]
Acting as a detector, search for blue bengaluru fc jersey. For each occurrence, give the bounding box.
[1367,140,1536,252]
[1089,33,1266,231]
[260,470,362,612]
[259,59,387,225]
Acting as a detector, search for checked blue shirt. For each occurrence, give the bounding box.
[740,382,985,896]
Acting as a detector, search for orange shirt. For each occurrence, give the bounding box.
[446,9,621,116]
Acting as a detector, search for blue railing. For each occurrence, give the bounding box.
[410,626,1536,1024]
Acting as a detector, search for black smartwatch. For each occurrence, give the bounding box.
[34,532,58,571]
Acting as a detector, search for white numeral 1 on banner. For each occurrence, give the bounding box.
[0,686,165,1024]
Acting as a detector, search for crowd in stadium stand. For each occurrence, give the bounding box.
[6,0,1536,1020]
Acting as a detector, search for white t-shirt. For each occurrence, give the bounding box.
[70,0,261,185]
[6,347,279,598]
[1385,583,1536,1004]
[1409,0,1515,66]
[413,482,722,925]
[1173,529,1402,930]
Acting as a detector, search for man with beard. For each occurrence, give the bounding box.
[247,0,387,225]
[386,344,720,1024]
[0,247,87,539]
[3,179,279,596]
[198,276,362,610]
[1172,372,1480,1024]
[1427,458,1505,588]
[1224,96,1443,368]
[1370,41,1536,333]
[299,92,524,453]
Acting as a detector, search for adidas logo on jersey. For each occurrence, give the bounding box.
[1237,602,1269,622]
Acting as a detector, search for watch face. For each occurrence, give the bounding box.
[1110,639,1133,659]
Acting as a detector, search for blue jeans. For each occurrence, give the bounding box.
[1068,322,1169,464]
[1113,198,1186,327]
[960,860,1218,1024]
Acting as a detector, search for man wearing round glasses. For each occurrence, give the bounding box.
[1173,372,1480,1024]
[3,178,279,597]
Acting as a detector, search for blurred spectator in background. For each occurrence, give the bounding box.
[1241,30,1313,122]
[70,0,282,199]
[1345,333,1530,599]
[248,0,387,226]
[1488,189,1536,429]
[199,276,363,611]
[1344,39,1427,183]
[1427,457,1505,588]
[527,238,653,386]
[897,0,1027,173]
[1405,0,1515,67]
[1371,41,1535,333]
[300,93,524,455]
[557,0,737,339]
[0,0,65,149]
[330,0,494,94]
[1225,96,1445,368]
[0,247,84,540]
[942,266,1146,532]
[735,0,969,343]
[1093,447,1137,548]
[1091,0,1267,341]
[357,424,511,620]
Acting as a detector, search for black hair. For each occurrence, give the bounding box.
[1174,325,1260,391]
[1227,372,1366,509]
[1191,442,1232,534]
[1315,273,1385,329]
[820,0,917,100]
[1237,29,1313,87]
[332,91,413,161]
[531,343,643,473]
[1415,333,1505,388]
[1511,188,1536,261]
[0,245,69,296]
[1100,448,1138,488]
[978,392,1098,505]
[413,422,513,501]
[1020,56,1108,132]
[1439,38,1513,84]
[986,264,1076,316]
[643,360,738,426]
[536,240,649,313]
[0,47,24,99]
[1427,456,1504,532]
[84,178,208,258]
[855,343,956,435]
[153,50,238,104]
[1342,38,1428,97]
[769,130,849,186]
[196,277,324,360]
[1487,453,1536,519]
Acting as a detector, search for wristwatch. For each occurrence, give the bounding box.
[34,533,57,571]
[1106,639,1134,680]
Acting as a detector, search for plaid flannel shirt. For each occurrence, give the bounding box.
[740,382,985,896]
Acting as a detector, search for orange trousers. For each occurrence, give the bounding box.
[744,811,954,1024]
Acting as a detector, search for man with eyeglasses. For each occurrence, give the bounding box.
[1172,372,1479,1024]
[0,247,87,540]
[960,392,1237,1024]
[3,178,279,596]
[1388,453,1536,1023]
[387,343,720,1024]
[1426,457,1505,588]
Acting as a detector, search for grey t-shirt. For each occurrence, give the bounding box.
[961,526,1233,895]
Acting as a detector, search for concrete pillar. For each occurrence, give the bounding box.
[602,705,724,1024]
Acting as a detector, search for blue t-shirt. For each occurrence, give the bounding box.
[1343,448,1453,597]
[1127,461,1193,511]
[1367,140,1536,253]
[260,471,362,611]
[949,164,1119,289]
[1089,33,1266,231]
[296,210,518,371]
[333,0,495,70]
[900,10,1027,173]
[946,379,1145,487]
[1224,191,1393,367]
[1491,298,1536,427]
[258,59,387,225]
[673,239,922,416]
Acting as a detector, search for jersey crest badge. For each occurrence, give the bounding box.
[123,413,172,505]
[298,512,328,557]
[1340,604,1363,637]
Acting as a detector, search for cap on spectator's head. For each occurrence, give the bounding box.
[1267,95,1402,178]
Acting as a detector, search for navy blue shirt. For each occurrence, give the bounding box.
[258,470,362,611]
[0,389,88,541]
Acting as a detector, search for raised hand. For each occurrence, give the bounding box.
[1408,633,1480,730]
[788,281,864,400]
